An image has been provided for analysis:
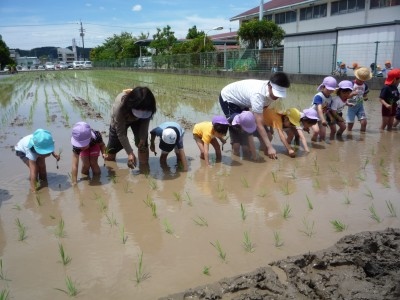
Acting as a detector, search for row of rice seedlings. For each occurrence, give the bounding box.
[202,266,211,276]
[210,240,227,262]
[242,231,255,253]
[306,195,313,210]
[135,252,150,285]
[0,289,10,300]
[0,259,10,281]
[15,218,27,241]
[105,213,118,227]
[240,203,246,221]
[300,218,316,237]
[55,276,79,297]
[58,243,72,266]
[330,220,347,232]
[386,200,397,217]
[119,225,128,244]
[192,216,208,226]
[369,205,381,223]
[273,231,284,247]
[282,203,292,220]
[54,218,67,238]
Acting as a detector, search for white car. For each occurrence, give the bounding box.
[82,61,92,69]
[73,61,84,69]
[45,62,55,70]
[58,62,68,70]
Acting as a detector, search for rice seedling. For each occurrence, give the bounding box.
[135,252,150,285]
[124,182,132,193]
[328,165,338,174]
[271,171,278,183]
[242,231,255,253]
[12,204,21,211]
[364,187,374,199]
[356,172,366,181]
[240,176,249,188]
[330,220,347,232]
[119,225,128,244]
[257,188,267,197]
[95,195,107,213]
[282,203,292,220]
[151,201,157,218]
[58,243,72,266]
[0,289,10,300]
[290,168,297,179]
[148,178,158,190]
[185,191,193,206]
[369,205,381,223]
[300,218,316,237]
[362,157,369,169]
[273,231,284,247]
[105,213,118,227]
[382,180,390,188]
[240,203,246,221]
[56,148,63,169]
[202,266,211,276]
[343,194,351,205]
[15,218,27,241]
[192,216,208,227]
[210,240,226,261]
[54,218,66,238]
[173,191,182,201]
[35,195,42,206]
[0,259,10,281]
[386,200,397,217]
[55,276,79,297]
[306,195,313,210]
[313,178,320,189]
[379,157,385,167]
[163,219,174,234]
[35,180,40,190]
[143,194,153,207]
[281,181,291,195]
[313,165,320,175]
[108,174,117,183]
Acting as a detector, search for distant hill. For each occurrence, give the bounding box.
[17,46,92,61]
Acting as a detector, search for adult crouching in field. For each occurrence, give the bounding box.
[219,72,291,160]
[104,87,156,171]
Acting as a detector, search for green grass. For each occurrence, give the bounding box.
[210,240,226,261]
[15,218,27,241]
[330,220,347,232]
[58,243,72,266]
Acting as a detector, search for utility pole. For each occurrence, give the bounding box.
[79,21,86,61]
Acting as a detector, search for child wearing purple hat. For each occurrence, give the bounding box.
[193,116,229,167]
[310,76,337,142]
[71,122,106,184]
[15,129,60,192]
[228,111,258,160]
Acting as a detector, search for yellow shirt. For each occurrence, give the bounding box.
[263,108,283,129]
[193,121,215,144]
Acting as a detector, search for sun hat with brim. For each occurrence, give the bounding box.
[270,82,287,98]
[132,109,152,119]
[212,115,229,125]
[71,122,94,148]
[385,69,400,85]
[28,129,55,154]
[285,108,301,127]
[302,108,319,120]
[159,127,179,152]
[232,111,256,133]
[338,80,353,90]
[317,76,337,91]
[354,67,372,81]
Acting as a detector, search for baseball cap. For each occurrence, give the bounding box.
[285,108,301,127]
[132,109,152,119]
[385,69,400,85]
[302,108,319,120]
[270,82,287,98]
[71,122,93,148]
[338,80,353,90]
[317,76,337,91]
[232,111,256,133]
[28,129,55,154]
[212,115,229,125]
[159,127,179,152]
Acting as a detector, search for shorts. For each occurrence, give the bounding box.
[396,106,400,121]
[107,124,148,154]
[80,144,100,157]
[16,150,29,163]
[381,103,397,117]
[326,112,343,125]
[346,104,366,123]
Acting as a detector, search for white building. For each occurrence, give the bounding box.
[230,0,400,75]
[57,47,75,64]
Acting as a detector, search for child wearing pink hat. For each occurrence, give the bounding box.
[193,116,229,167]
[310,76,337,142]
[71,122,106,184]
[379,69,400,131]
[15,129,60,192]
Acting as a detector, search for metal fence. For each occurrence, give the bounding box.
[94,40,399,76]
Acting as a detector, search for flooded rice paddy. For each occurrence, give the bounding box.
[0,70,399,299]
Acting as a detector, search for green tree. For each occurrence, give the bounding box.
[150,25,177,55]
[186,26,204,39]
[0,39,15,69]
[237,19,285,49]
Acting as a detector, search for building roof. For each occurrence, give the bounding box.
[230,0,314,21]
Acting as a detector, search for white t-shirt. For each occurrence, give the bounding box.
[330,95,347,114]
[221,79,273,114]
[15,134,38,161]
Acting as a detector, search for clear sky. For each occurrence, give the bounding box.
[0,0,262,50]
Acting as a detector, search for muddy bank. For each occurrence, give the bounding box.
[162,228,400,300]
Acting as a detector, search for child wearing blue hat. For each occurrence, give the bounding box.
[15,129,60,192]
[193,116,229,167]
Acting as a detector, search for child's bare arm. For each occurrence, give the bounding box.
[297,129,310,152]
[277,128,295,157]
[71,152,80,184]
[28,160,38,192]
[317,105,327,126]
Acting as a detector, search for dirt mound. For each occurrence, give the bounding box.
[162,228,400,300]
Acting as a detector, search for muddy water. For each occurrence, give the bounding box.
[0,71,399,299]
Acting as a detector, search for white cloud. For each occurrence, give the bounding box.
[132,5,142,12]
[85,3,92,7]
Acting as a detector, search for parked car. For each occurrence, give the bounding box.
[72,61,84,69]
[82,61,92,69]
[58,62,68,70]
[45,62,55,70]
